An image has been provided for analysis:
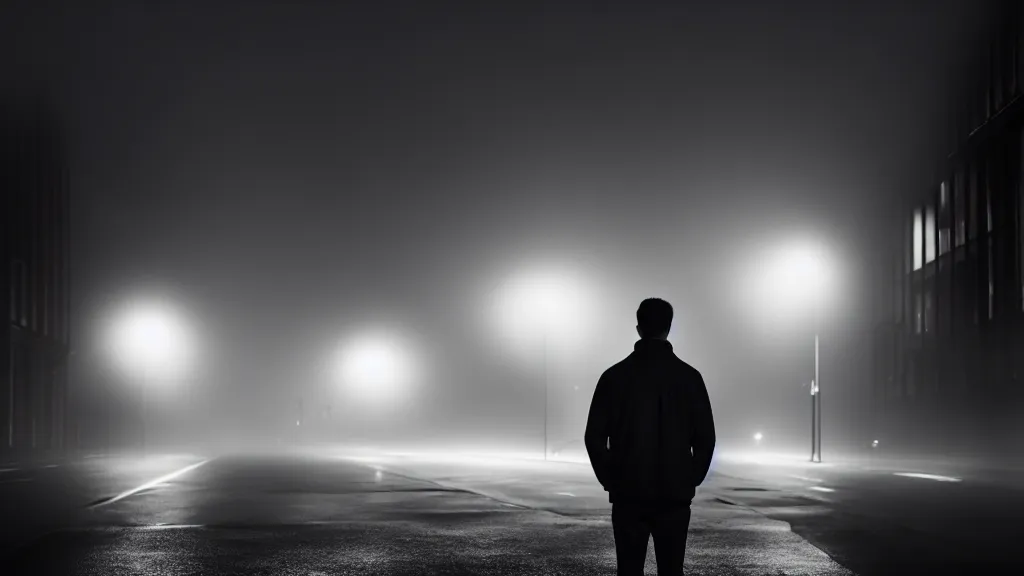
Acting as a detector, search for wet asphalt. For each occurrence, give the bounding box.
[2,452,851,575]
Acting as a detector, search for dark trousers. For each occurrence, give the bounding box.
[611,501,692,576]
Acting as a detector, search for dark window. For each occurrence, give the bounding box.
[924,289,934,334]
[10,260,28,327]
[989,236,995,320]
[969,163,979,240]
[1020,130,1024,309]
[914,292,923,334]
[939,181,951,256]
[955,167,967,247]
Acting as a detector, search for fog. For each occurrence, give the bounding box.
[7,0,985,459]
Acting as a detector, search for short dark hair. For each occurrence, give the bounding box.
[637,298,673,337]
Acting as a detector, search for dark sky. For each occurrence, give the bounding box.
[8,0,982,447]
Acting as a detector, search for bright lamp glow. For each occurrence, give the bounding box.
[745,238,838,327]
[753,432,763,442]
[105,298,194,383]
[489,264,598,358]
[333,330,418,407]
[762,242,831,304]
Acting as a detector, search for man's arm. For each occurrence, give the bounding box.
[691,373,716,486]
[584,372,614,490]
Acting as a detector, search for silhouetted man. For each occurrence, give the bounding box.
[585,298,716,576]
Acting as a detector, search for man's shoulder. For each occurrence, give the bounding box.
[673,357,702,379]
[600,356,633,380]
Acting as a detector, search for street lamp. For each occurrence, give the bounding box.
[331,328,420,415]
[486,264,598,460]
[104,297,195,454]
[759,240,834,463]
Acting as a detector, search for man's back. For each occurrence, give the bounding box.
[585,338,716,504]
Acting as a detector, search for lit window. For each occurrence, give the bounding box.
[925,205,936,264]
[913,209,923,271]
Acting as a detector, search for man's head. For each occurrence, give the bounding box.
[636,298,673,339]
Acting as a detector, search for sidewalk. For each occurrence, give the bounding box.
[332,448,854,575]
[711,446,1024,488]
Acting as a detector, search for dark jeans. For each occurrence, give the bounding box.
[611,500,692,576]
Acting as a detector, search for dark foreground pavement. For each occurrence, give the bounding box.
[709,451,1024,575]
[2,451,851,575]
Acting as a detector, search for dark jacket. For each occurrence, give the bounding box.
[585,338,715,504]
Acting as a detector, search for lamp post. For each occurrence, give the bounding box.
[542,331,548,461]
[486,264,597,462]
[105,297,195,457]
[758,240,832,464]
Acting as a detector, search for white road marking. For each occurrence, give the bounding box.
[143,524,204,530]
[788,475,823,483]
[0,478,32,484]
[555,492,576,497]
[894,472,962,482]
[0,468,19,474]
[95,459,211,506]
[44,464,59,469]
[808,486,835,493]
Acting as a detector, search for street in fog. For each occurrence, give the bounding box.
[3,451,852,575]
[6,0,1024,573]
[3,448,1024,574]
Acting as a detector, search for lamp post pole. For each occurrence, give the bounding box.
[141,369,149,456]
[542,331,548,462]
[811,277,822,463]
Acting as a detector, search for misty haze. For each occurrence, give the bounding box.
[3,1,1024,574]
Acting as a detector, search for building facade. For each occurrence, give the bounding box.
[0,96,72,462]
[873,0,1024,456]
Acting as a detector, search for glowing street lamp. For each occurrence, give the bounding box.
[331,329,419,411]
[487,264,598,460]
[758,240,836,463]
[104,297,196,453]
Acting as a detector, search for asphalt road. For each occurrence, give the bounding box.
[710,452,1024,575]
[1,451,850,575]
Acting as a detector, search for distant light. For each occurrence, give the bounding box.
[488,264,600,358]
[105,298,195,383]
[871,439,879,448]
[753,432,763,442]
[296,420,301,427]
[893,472,962,482]
[573,386,579,391]
[332,329,419,407]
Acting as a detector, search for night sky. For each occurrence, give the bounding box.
[7,0,983,449]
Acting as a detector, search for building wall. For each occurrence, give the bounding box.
[874,0,1024,456]
[1,96,71,462]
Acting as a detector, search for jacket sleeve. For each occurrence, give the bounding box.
[584,371,614,490]
[691,373,716,487]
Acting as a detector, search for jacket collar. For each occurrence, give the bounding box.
[634,338,672,353]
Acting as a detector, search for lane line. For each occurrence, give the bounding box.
[555,492,576,497]
[0,468,19,474]
[788,475,823,483]
[893,472,962,482]
[0,478,32,484]
[90,459,212,507]
[808,486,835,493]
